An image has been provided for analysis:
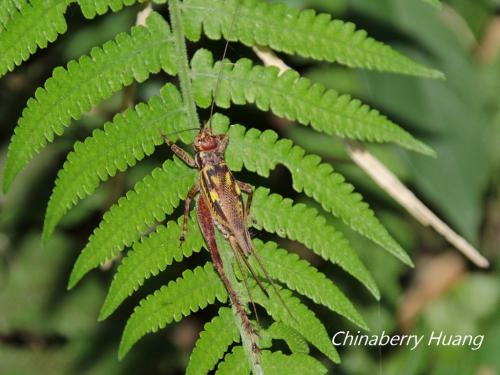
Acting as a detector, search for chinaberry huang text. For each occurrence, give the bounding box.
[332,331,484,351]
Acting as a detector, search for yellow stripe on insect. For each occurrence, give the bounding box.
[210,190,220,201]
[225,172,233,186]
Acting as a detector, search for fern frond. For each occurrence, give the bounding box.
[251,187,379,299]
[99,216,203,321]
[67,158,197,289]
[97,184,378,321]
[252,239,367,329]
[98,187,370,318]
[42,97,379,289]
[262,351,327,375]
[118,260,339,363]
[119,263,227,360]
[3,12,176,192]
[58,114,408,297]
[182,0,443,78]
[76,0,145,19]
[191,50,435,156]
[265,322,308,354]
[217,347,327,375]
[187,307,240,375]
[261,351,327,375]
[42,83,188,242]
[252,284,340,364]
[209,116,413,267]
[0,0,28,28]
[216,346,249,375]
[0,0,70,78]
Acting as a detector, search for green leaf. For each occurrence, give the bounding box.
[41,96,384,285]
[118,263,227,359]
[212,117,413,267]
[187,307,240,375]
[0,0,151,72]
[0,0,28,28]
[252,239,367,329]
[182,0,443,78]
[191,49,435,156]
[217,347,327,375]
[117,248,341,365]
[252,285,340,364]
[3,11,176,192]
[251,187,379,299]
[216,346,250,375]
[99,216,204,321]
[42,83,188,242]
[67,158,197,289]
[76,0,145,19]
[262,351,328,375]
[57,107,407,291]
[0,0,70,78]
[98,186,375,320]
[265,322,309,354]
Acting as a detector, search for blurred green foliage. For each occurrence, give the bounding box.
[1,0,499,374]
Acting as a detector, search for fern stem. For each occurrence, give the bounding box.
[168,0,200,129]
[215,230,263,375]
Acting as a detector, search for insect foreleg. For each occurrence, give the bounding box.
[214,134,229,152]
[162,135,197,168]
[179,182,200,245]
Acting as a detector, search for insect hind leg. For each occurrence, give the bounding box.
[195,196,260,355]
[251,247,297,322]
[229,236,269,300]
[231,242,262,328]
[179,183,199,246]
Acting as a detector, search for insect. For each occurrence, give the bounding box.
[163,126,262,354]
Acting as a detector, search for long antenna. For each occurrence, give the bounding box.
[206,3,241,130]
[162,127,200,138]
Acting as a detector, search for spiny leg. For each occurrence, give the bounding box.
[233,226,296,321]
[162,134,197,168]
[249,245,297,322]
[195,196,260,355]
[217,134,229,152]
[179,182,199,246]
[229,236,269,299]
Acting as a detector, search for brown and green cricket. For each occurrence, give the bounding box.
[164,126,261,354]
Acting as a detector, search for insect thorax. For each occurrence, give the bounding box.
[196,150,226,168]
